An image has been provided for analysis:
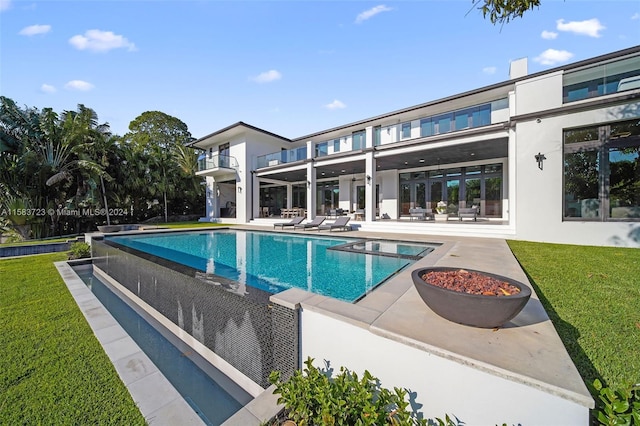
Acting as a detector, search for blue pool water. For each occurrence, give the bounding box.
[75,268,248,425]
[106,230,436,302]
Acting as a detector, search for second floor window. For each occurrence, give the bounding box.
[401,122,411,139]
[352,131,365,150]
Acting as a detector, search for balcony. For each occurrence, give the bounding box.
[196,155,239,177]
[257,146,307,168]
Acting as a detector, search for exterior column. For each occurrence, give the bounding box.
[507,90,516,224]
[207,177,219,221]
[365,152,376,222]
[365,126,373,149]
[306,140,316,219]
[286,184,293,209]
[252,172,260,219]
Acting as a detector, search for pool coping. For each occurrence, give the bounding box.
[55,260,207,426]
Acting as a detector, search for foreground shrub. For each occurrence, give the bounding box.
[593,379,640,425]
[68,242,91,259]
[269,357,455,426]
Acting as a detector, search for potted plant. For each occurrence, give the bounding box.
[411,267,531,328]
[434,201,449,221]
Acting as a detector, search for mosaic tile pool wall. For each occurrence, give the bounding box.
[92,236,298,388]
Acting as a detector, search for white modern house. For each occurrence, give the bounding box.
[190,45,640,247]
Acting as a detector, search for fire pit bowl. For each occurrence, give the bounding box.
[411,267,531,328]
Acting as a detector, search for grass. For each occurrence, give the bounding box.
[0,253,146,425]
[0,236,78,246]
[161,221,228,229]
[507,240,640,390]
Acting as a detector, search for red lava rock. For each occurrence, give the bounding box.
[420,269,521,296]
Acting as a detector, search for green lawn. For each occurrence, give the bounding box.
[0,236,77,246]
[507,240,640,389]
[0,253,146,425]
[162,221,228,229]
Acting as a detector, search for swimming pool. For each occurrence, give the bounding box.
[105,230,437,302]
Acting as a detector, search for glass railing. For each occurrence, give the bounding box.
[257,146,307,168]
[197,155,238,172]
[563,54,640,103]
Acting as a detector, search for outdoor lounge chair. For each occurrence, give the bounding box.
[273,216,305,229]
[317,216,351,232]
[458,207,478,221]
[293,216,326,231]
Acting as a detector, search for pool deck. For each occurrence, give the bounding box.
[231,226,594,424]
[312,229,593,406]
[61,226,593,424]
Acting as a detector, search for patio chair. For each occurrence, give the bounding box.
[293,216,326,231]
[458,206,478,221]
[317,216,351,232]
[273,216,305,229]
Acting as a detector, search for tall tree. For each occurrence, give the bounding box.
[123,111,201,222]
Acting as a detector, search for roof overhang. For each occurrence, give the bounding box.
[188,121,291,149]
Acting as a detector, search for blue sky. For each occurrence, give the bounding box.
[1,1,639,140]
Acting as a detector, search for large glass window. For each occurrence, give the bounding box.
[564,118,640,220]
[292,184,306,208]
[399,164,503,217]
[434,114,451,134]
[316,180,339,215]
[315,142,328,157]
[563,54,640,103]
[333,139,340,153]
[401,122,411,139]
[454,109,471,130]
[373,126,381,146]
[420,118,433,137]
[260,185,287,217]
[219,142,230,168]
[356,185,380,210]
[352,131,365,150]
[472,104,491,127]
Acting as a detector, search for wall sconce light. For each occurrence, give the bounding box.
[237,186,242,194]
[306,180,311,188]
[535,152,546,170]
[366,175,371,184]
[216,188,220,197]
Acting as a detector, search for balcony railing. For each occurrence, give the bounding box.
[257,146,307,168]
[197,155,239,172]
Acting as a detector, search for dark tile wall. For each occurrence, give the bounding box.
[92,237,298,388]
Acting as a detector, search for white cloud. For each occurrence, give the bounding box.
[250,69,282,83]
[324,100,346,110]
[64,80,94,91]
[69,29,136,52]
[355,5,392,24]
[541,30,558,40]
[632,13,639,20]
[0,0,11,12]
[19,24,51,36]
[41,84,56,93]
[482,66,497,75]
[534,49,574,66]
[556,18,605,38]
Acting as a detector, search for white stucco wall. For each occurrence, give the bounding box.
[514,71,563,115]
[301,309,589,426]
[514,101,640,247]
